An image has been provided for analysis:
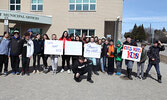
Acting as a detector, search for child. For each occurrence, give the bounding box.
[32,33,43,73]
[98,39,105,73]
[107,39,115,75]
[114,40,123,76]
[20,32,34,76]
[102,39,109,72]
[137,43,147,80]
[59,31,71,73]
[145,40,165,83]
[0,32,10,76]
[50,34,59,75]
[10,30,21,75]
[72,57,93,83]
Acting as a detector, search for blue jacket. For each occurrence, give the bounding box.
[0,37,10,56]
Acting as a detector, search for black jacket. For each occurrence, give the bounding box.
[72,59,91,73]
[102,43,109,57]
[147,45,165,64]
[33,39,43,55]
[10,37,21,56]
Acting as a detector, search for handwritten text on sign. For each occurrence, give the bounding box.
[44,40,63,55]
[122,45,142,62]
[84,43,101,58]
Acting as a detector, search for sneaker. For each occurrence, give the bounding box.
[116,72,121,76]
[16,72,20,75]
[93,71,99,75]
[12,72,16,75]
[87,79,94,83]
[60,69,64,73]
[32,70,36,74]
[26,72,30,76]
[4,72,8,76]
[67,69,71,74]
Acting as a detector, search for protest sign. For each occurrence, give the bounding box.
[122,45,142,62]
[84,43,101,58]
[44,40,63,55]
[65,41,82,56]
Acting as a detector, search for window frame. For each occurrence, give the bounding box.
[68,29,95,37]
[69,0,96,12]
[31,0,43,12]
[9,0,21,11]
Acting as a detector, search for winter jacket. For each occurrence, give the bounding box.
[0,37,10,56]
[108,45,115,58]
[20,39,34,58]
[102,43,109,57]
[114,46,123,61]
[139,48,147,63]
[33,39,43,55]
[59,37,71,49]
[147,45,165,64]
[10,36,21,56]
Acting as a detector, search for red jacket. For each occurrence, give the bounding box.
[59,37,71,49]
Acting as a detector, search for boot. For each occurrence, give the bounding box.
[158,75,162,83]
[128,68,133,80]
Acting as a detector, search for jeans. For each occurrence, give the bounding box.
[51,55,58,71]
[125,60,134,69]
[33,54,41,70]
[116,61,122,73]
[137,62,145,77]
[62,55,70,69]
[10,56,20,73]
[0,55,8,73]
[22,57,30,73]
[100,58,104,72]
[146,63,161,76]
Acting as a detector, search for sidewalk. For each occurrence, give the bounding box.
[0,59,167,100]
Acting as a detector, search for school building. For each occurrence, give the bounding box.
[0,0,123,40]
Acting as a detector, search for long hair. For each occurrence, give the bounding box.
[60,31,69,39]
[42,34,49,40]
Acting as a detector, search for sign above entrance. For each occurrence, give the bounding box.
[0,10,52,25]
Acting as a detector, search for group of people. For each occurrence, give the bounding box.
[0,29,165,83]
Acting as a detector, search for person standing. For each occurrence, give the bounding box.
[107,39,115,75]
[114,40,123,76]
[20,32,34,76]
[41,34,50,73]
[102,39,109,72]
[32,33,43,73]
[10,30,21,75]
[136,43,147,80]
[0,32,10,76]
[123,35,137,80]
[145,40,165,83]
[50,34,59,75]
[59,31,71,73]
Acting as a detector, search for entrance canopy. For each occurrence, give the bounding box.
[0,10,52,25]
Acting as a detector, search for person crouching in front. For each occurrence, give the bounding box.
[72,57,94,83]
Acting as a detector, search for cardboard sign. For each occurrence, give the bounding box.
[122,45,142,62]
[44,40,63,55]
[65,41,83,56]
[84,43,101,58]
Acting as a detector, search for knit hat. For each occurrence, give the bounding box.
[27,29,33,33]
[116,40,121,45]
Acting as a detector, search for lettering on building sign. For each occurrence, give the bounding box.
[2,13,39,20]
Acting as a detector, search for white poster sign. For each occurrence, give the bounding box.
[84,43,101,58]
[65,41,82,56]
[122,45,142,62]
[44,40,63,55]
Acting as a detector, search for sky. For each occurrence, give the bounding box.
[122,0,167,34]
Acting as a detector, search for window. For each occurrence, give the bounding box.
[9,0,21,11]
[31,0,43,11]
[69,0,96,11]
[68,29,95,37]
[31,28,42,35]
